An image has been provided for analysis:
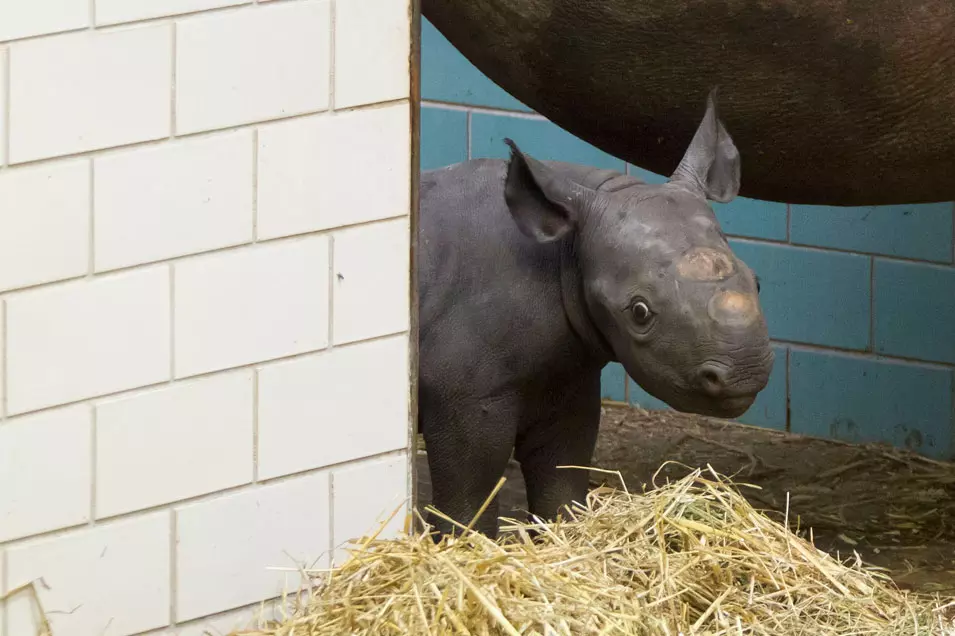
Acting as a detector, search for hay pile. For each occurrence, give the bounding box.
[240,467,955,635]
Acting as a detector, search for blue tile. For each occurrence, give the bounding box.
[790,202,954,263]
[712,198,788,241]
[874,259,955,364]
[728,240,871,350]
[628,345,788,430]
[470,114,626,171]
[421,18,531,112]
[421,107,467,171]
[790,350,953,459]
[600,362,627,402]
[627,164,668,185]
[736,345,788,430]
[628,379,671,411]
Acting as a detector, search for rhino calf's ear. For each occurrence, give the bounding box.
[503,138,592,243]
[670,87,741,203]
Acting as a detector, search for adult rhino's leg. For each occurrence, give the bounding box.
[515,372,602,524]
[420,391,520,539]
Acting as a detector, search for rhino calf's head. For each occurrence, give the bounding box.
[502,89,773,419]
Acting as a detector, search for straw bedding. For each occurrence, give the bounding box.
[238,466,955,635]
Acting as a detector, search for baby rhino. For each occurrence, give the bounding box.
[418,90,773,538]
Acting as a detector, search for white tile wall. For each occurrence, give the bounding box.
[6,267,171,415]
[96,0,249,26]
[173,236,329,378]
[4,513,171,636]
[332,453,410,565]
[0,405,92,542]
[0,0,88,42]
[0,0,412,631]
[256,103,412,240]
[94,130,255,272]
[0,159,90,292]
[175,1,331,135]
[333,218,411,344]
[8,25,172,163]
[175,472,330,621]
[335,0,411,108]
[257,335,409,480]
[95,371,254,518]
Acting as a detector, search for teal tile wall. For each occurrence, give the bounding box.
[790,350,953,459]
[421,107,467,171]
[470,114,625,170]
[791,203,953,263]
[420,16,955,459]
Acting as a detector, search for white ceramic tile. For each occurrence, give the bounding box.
[0,0,88,42]
[8,25,171,163]
[257,335,409,480]
[5,513,171,636]
[0,47,6,165]
[94,130,254,272]
[95,371,254,518]
[175,472,329,621]
[0,405,92,542]
[332,453,409,565]
[96,0,249,26]
[0,159,90,292]
[6,267,171,415]
[173,237,329,378]
[176,1,330,134]
[332,218,410,344]
[146,601,282,636]
[256,104,411,239]
[334,0,411,108]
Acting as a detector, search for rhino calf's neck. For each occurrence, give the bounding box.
[418,90,773,538]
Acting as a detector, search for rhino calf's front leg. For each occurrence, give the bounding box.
[421,393,521,539]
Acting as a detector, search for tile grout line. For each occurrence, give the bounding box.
[785,203,791,243]
[868,255,876,353]
[252,370,259,483]
[169,22,177,138]
[3,46,10,167]
[327,472,336,568]
[784,347,792,433]
[422,99,542,119]
[251,128,259,242]
[328,0,336,113]
[1,299,6,422]
[169,509,178,627]
[89,404,97,524]
[87,158,95,276]
[465,110,472,160]
[327,237,336,350]
[168,265,176,383]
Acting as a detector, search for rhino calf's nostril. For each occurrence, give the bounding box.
[698,365,727,396]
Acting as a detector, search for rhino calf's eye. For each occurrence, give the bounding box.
[632,301,653,325]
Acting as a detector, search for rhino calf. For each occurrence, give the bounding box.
[418,90,773,538]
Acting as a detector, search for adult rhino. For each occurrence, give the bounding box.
[422,0,955,206]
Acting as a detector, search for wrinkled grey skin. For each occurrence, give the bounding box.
[418,91,774,538]
[422,0,955,205]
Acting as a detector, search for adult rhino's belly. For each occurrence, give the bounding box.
[423,0,955,205]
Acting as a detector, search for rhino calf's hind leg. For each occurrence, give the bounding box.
[516,375,602,525]
[421,394,521,539]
